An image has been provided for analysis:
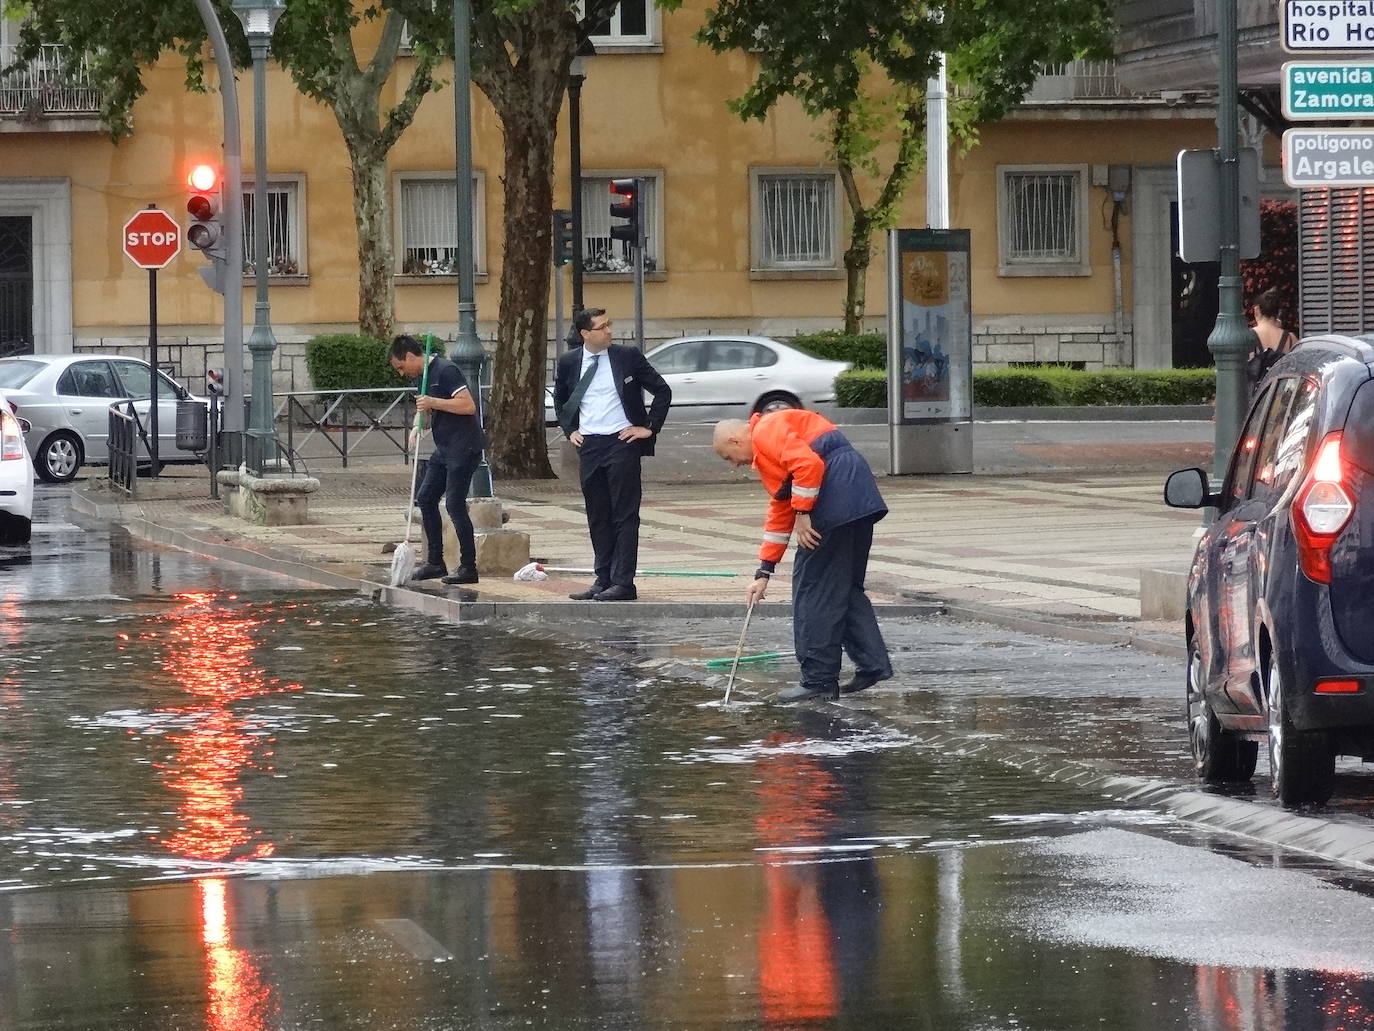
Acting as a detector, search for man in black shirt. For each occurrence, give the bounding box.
[388,335,486,586]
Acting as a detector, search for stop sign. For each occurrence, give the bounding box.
[122,208,181,269]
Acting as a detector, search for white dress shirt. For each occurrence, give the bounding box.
[576,349,631,435]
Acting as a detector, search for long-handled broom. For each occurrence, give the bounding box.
[389,335,434,587]
[722,600,756,706]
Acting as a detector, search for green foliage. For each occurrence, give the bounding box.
[304,333,405,394]
[1240,199,1299,332]
[791,331,887,369]
[834,366,1218,408]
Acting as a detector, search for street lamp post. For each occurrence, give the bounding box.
[232,0,284,474]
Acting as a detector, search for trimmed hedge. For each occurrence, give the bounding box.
[834,366,1218,408]
[790,330,887,370]
[304,333,448,396]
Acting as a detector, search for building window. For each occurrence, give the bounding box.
[997,164,1089,276]
[397,173,485,276]
[751,170,839,271]
[582,1,659,46]
[580,173,660,273]
[242,179,303,276]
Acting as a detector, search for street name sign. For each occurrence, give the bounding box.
[1283,0,1374,51]
[1283,60,1374,118]
[1283,128,1374,186]
[122,208,181,269]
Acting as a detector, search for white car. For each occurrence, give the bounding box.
[0,389,35,545]
[0,355,207,483]
[545,334,850,425]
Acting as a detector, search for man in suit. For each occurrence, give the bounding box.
[553,307,672,601]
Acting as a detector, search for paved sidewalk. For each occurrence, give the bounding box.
[74,456,1200,655]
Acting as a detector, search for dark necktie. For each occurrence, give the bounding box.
[561,353,600,433]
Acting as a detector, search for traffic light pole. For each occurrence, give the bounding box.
[633,177,645,351]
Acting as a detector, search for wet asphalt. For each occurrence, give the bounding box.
[4,484,1374,1029]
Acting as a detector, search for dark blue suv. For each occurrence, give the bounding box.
[1165,334,1374,808]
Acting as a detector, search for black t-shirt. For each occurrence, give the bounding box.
[425,355,484,454]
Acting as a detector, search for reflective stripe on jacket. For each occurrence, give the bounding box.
[750,410,887,564]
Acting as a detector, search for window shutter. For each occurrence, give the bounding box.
[1300,186,1374,334]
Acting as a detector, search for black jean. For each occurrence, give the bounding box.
[577,434,642,588]
[415,445,482,569]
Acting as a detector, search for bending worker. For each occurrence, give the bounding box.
[714,410,892,701]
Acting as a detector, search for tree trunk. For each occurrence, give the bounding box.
[472,5,577,480]
[346,141,395,341]
[843,235,871,334]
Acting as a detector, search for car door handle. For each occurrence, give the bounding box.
[681,376,697,382]
[752,373,767,379]
[69,409,83,415]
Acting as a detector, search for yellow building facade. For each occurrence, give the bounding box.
[0,2,1281,389]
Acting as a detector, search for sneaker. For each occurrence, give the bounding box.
[442,566,479,586]
[569,583,609,601]
[840,671,892,695]
[775,684,838,702]
[410,562,447,582]
[591,584,638,602]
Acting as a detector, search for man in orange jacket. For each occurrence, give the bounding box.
[714,411,892,701]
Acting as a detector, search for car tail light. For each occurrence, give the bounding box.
[0,411,22,462]
[1292,432,1355,584]
[1315,678,1362,694]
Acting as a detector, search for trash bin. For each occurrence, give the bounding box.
[176,399,208,451]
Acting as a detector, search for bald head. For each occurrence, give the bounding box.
[713,419,753,467]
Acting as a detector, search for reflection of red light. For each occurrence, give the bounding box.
[199,878,275,1030]
[157,593,299,861]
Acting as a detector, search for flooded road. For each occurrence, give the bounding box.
[5,486,1374,1029]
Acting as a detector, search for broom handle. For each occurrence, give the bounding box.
[402,337,434,544]
[722,601,756,706]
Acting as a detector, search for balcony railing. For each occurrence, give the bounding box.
[1022,59,1144,102]
[0,44,102,117]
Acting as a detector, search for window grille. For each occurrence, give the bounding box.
[1003,171,1079,263]
[398,176,483,275]
[241,182,300,276]
[583,0,654,44]
[580,176,658,272]
[757,174,835,268]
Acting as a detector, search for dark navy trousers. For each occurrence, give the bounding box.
[792,516,891,692]
[416,445,482,569]
[577,434,642,588]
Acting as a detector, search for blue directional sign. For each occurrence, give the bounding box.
[1284,61,1374,118]
[1283,0,1374,52]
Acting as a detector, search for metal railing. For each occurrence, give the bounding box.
[107,403,141,497]
[273,387,417,468]
[0,44,102,116]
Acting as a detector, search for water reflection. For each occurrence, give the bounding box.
[200,877,277,1031]
[154,592,300,862]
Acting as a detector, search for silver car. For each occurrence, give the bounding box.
[0,355,206,483]
[545,334,849,424]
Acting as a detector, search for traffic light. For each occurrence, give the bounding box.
[609,178,640,248]
[206,368,225,396]
[553,209,575,267]
[186,164,226,293]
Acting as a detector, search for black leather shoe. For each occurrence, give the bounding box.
[776,684,838,702]
[840,671,892,695]
[592,584,638,602]
[442,566,479,586]
[410,562,447,582]
[569,583,609,601]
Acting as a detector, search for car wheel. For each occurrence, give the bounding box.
[1186,634,1257,782]
[1266,650,1334,808]
[754,392,801,415]
[36,431,81,483]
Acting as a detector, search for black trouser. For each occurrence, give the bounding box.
[416,445,482,569]
[577,434,642,588]
[792,517,891,693]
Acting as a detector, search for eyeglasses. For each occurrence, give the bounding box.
[590,320,612,332]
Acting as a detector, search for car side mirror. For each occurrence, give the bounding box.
[1164,467,1218,509]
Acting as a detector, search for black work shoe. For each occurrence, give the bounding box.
[410,562,448,582]
[442,566,479,586]
[840,671,892,695]
[569,583,610,601]
[776,684,838,703]
[592,584,638,602]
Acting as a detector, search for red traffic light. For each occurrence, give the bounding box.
[187,164,219,192]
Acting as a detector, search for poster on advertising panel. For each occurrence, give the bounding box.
[890,229,972,422]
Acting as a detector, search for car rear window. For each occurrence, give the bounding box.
[0,361,43,389]
[1343,376,1374,475]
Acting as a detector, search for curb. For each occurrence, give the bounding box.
[821,405,1213,425]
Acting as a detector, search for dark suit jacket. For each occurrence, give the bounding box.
[553,344,672,456]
